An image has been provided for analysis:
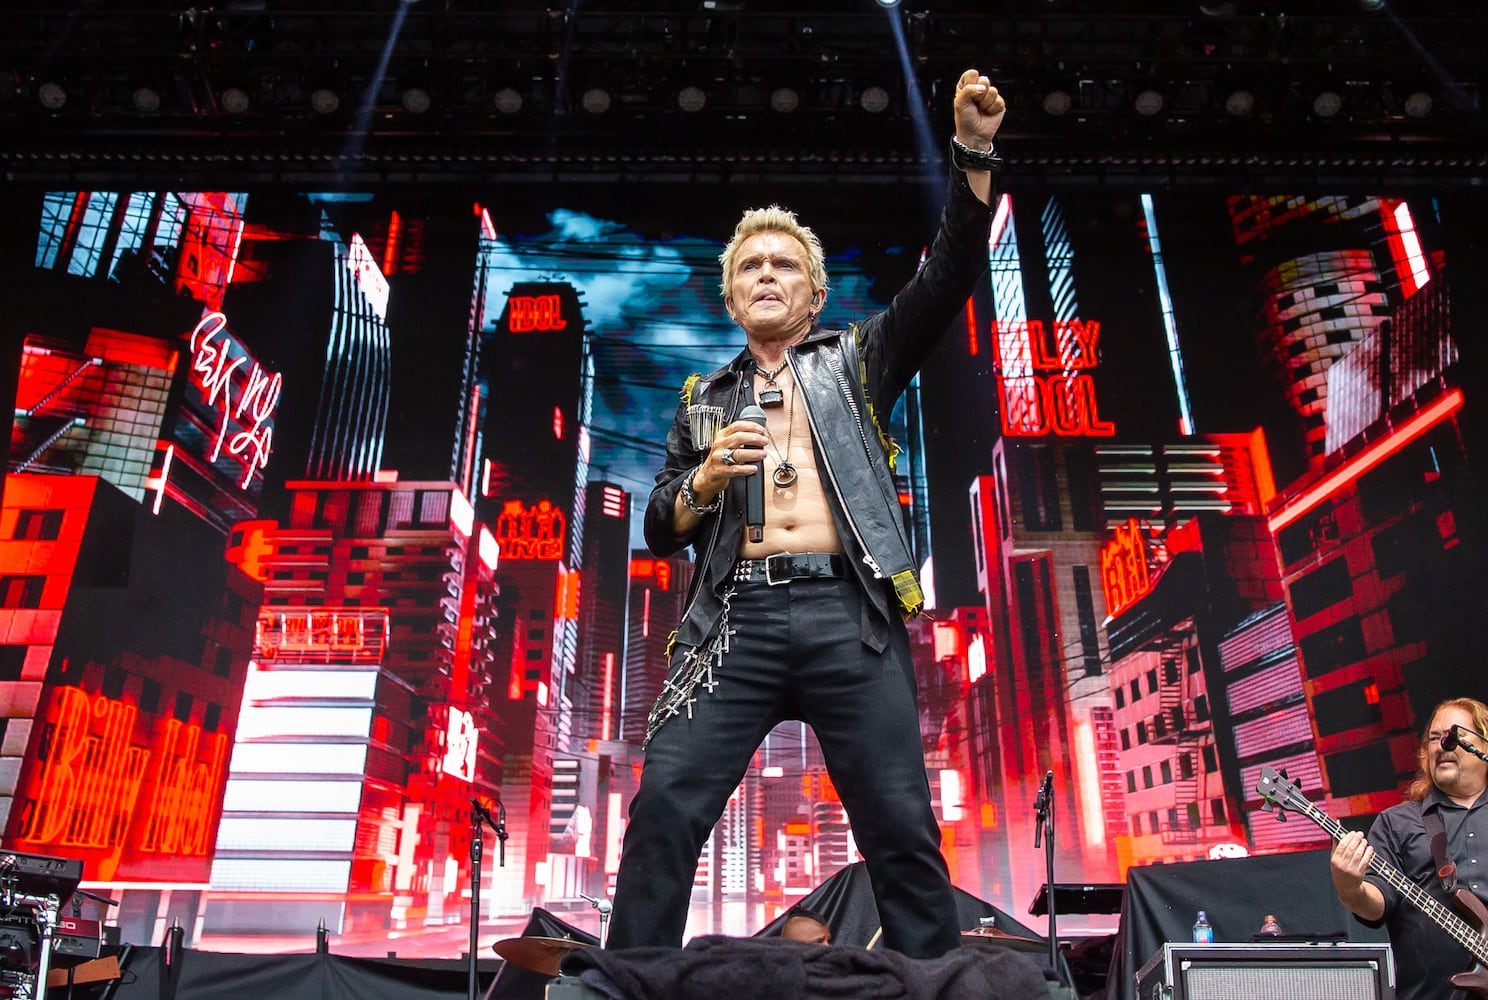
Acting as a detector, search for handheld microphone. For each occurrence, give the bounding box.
[740,404,768,542]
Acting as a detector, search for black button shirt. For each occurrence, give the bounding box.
[1359,787,1488,1000]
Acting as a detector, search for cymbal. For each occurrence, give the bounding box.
[491,936,593,975]
[961,929,1046,953]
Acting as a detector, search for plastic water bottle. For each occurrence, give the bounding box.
[1259,914,1282,936]
[1192,910,1214,943]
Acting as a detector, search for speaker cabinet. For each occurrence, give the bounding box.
[1136,943,1395,1000]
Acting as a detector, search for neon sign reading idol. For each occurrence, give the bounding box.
[188,311,282,488]
[992,319,1115,437]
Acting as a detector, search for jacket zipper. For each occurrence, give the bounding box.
[789,351,884,579]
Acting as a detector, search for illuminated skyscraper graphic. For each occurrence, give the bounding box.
[305,229,392,481]
[621,552,693,744]
[213,480,501,931]
[572,482,631,745]
[1103,513,1285,865]
[4,188,268,946]
[1139,193,1195,436]
[472,279,595,910]
[1219,604,1329,853]
[1229,195,1398,464]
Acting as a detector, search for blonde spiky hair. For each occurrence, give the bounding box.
[718,205,829,300]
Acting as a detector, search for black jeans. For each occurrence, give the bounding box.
[607,575,961,958]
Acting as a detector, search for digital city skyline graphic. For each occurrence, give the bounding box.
[0,180,1479,958]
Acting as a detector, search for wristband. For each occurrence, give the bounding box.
[949,135,1002,174]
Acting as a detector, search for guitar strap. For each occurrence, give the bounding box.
[1420,802,1459,894]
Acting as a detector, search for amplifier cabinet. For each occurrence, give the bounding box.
[1136,943,1395,1000]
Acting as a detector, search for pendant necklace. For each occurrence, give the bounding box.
[763,382,799,489]
[755,361,787,409]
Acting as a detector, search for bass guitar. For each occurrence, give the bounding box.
[1256,765,1488,997]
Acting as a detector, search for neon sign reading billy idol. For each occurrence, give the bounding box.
[992,319,1115,437]
[1100,518,1153,618]
[495,499,567,560]
[508,295,568,332]
[22,686,228,873]
[189,311,282,488]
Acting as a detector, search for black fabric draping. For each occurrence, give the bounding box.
[1107,849,1390,1000]
[104,947,499,1000]
[560,934,1051,1000]
[753,860,1042,945]
[751,861,1069,985]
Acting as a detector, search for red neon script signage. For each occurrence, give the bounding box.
[509,295,568,332]
[189,311,282,488]
[992,319,1115,437]
[495,499,567,560]
[1100,518,1152,618]
[21,686,229,876]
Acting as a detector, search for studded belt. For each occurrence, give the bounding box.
[733,552,849,586]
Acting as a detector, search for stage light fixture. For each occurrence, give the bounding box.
[1312,89,1343,118]
[1403,91,1432,118]
[859,85,889,113]
[132,86,162,113]
[677,85,707,113]
[401,87,431,114]
[494,87,523,114]
[1224,89,1254,117]
[876,0,901,7]
[1133,89,1165,116]
[310,88,340,114]
[581,87,611,114]
[769,87,799,113]
[1041,89,1072,116]
[220,86,251,114]
[37,81,67,110]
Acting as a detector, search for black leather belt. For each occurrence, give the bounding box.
[733,552,849,586]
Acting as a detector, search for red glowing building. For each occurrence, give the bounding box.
[210,480,501,933]
[3,188,271,945]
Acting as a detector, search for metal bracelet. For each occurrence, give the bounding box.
[949,135,1002,174]
[678,465,723,516]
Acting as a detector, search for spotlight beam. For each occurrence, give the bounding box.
[885,5,943,213]
[347,0,417,157]
[1377,6,1472,112]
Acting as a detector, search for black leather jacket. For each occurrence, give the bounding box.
[644,168,995,656]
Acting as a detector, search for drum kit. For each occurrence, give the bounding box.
[491,936,593,977]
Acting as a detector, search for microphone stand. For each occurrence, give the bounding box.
[579,892,613,948]
[468,797,509,1000]
[1033,770,1061,986]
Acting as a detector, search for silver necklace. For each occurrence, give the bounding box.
[755,360,787,408]
[762,382,798,489]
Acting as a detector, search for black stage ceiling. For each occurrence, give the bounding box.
[2,1,1486,186]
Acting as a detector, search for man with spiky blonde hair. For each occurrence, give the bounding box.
[718,205,830,300]
[608,70,1006,960]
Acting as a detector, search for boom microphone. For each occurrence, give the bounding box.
[740,404,768,543]
[1442,725,1488,762]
